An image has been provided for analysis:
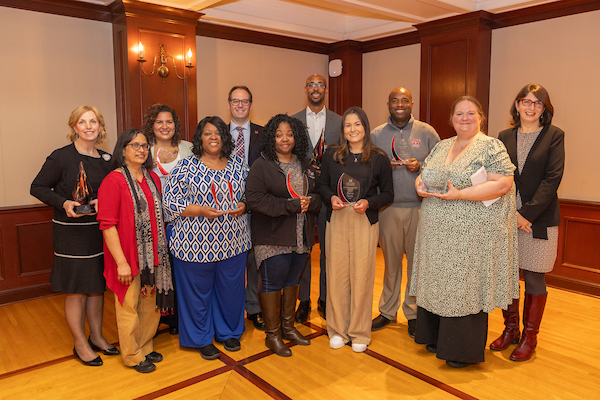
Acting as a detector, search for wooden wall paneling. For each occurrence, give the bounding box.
[548,200,600,296]
[109,0,200,141]
[328,40,364,115]
[0,206,54,305]
[416,11,493,140]
[0,0,112,22]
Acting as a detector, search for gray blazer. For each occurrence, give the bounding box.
[291,107,343,158]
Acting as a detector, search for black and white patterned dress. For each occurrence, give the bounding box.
[410,134,520,317]
[516,129,559,273]
[31,143,112,294]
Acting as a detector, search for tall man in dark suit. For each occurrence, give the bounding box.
[291,74,343,322]
[228,85,265,330]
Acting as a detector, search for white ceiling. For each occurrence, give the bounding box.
[87,0,560,43]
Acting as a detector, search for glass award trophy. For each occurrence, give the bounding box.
[311,129,327,166]
[337,173,360,205]
[286,171,309,198]
[421,169,449,194]
[211,180,238,212]
[391,134,410,163]
[72,161,96,214]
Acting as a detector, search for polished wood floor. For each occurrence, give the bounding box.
[1,245,599,399]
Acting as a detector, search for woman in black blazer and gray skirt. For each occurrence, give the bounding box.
[494,84,565,361]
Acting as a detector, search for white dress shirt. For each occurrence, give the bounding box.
[305,106,327,147]
[230,120,251,164]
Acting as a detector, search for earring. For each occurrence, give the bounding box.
[516,110,520,117]
[539,110,545,123]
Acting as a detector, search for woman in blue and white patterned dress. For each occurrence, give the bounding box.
[163,116,251,361]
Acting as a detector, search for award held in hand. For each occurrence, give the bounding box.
[391,134,410,163]
[286,171,309,198]
[211,180,238,213]
[311,129,327,166]
[337,173,360,205]
[72,161,96,214]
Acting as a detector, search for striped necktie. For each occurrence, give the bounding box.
[236,126,245,160]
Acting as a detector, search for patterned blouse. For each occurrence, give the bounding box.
[163,154,251,263]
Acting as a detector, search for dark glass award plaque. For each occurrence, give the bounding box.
[311,129,327,166]
[72,161,96,214]
[211,180,238,212]
[391,134,410,162]
[337,173,360,204]
[286,171,309,198]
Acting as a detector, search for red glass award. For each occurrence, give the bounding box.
[72,161,96,214]
[311,129,327,166]
[211,180,238,212]
[286,170,309,198]
[391,134,410,163]
[337,173,360,205]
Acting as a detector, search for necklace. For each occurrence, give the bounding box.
[352,153,361,163]
[456,134,477,151]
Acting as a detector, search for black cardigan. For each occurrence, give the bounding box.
[498,124,565,239]
[319,148,394,225]
[245,154,321,247]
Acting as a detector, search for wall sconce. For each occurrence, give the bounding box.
[137,42,193,81]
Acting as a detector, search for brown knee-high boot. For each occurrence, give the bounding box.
[281,286,310,346]
[490,298,520,351]
[259,291,292,357]
[510,293,547,361]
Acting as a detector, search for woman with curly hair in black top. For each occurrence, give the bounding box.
[246,114,321,356]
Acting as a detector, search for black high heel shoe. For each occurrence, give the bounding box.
[88,336,120,356]
[73,348,103,366]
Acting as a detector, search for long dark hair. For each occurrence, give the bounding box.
[112,129,153,170]
[142,103,182,146]
[192,116,234,158]
[333,106,384,164]
[261,114,310,161]
[509,84,554,128]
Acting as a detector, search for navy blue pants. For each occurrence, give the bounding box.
[173,252,247,348]
[260,252,308,293]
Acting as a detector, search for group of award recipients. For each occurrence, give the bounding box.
[31,75,564,373]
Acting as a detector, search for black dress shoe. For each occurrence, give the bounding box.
[216,338,241,352]
[169,326,179,335]
[426,344,437,353]
[133,359,156,373]
[446,360,472,368]
[295,300,310,323]
[145,351,163,363]
[317,299,326,320]
[247,312,265,330]
[407,319,416,338]
[197,344,220,360]
[371,314,392,331]
[73,348,103,366]
[88,336,120,356]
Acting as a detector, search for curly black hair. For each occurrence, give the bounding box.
[142,103,182,146]
[261,114,310,162]
[192,116,234,159]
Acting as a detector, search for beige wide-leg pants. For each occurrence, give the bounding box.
[113,274,160,367]
[326,206,379,345]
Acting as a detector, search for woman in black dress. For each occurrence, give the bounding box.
[31,105,119,366]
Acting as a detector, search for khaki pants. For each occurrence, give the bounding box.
[326,207,379,345]
[113,274,160,367]
[377,206,419,321]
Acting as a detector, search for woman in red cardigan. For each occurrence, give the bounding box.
[97,128,174,373]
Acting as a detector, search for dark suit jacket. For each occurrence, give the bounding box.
[232,122,263,167]
[291,108,343,159]
[498,124,565,239]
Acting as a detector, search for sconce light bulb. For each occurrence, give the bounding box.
[139,41,144,58]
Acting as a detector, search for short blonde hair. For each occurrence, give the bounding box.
[67,105,107,144]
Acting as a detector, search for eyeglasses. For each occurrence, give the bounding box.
[391,98,411,105]
[230,99,250,106]
[306,82,326,89]
[519,99,544,109]
[127,142,149,151]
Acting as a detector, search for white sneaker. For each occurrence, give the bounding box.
[329,335,345,349]
[352,343,367,353]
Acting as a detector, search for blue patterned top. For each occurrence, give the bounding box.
[163,155,251,263]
